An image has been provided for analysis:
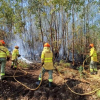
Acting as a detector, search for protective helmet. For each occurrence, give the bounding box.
[0,40,5,45]
[44,43,50,47]
[89,43,94,47]
[15,46,19,49]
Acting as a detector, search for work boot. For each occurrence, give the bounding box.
[36,80,40,85]
[49,82,52,87]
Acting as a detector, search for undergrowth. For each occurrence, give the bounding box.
[18,60,29,68]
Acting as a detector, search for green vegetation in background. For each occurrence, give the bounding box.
[18,60,29,68]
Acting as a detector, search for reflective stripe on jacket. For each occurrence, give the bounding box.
[41,47,54,70]
[0,46,9,58]
[12,48,19,60]
[90,47,97,62]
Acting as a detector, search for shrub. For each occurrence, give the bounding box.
[96,90,100,98]
[63,63,71,67]
[18,60,29,68]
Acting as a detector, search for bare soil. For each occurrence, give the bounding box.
[0,61,100,100]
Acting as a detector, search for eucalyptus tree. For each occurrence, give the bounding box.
[0,0,14,41]
[0,0,25,45]
[30,0,62,54]
[78,0,99,52]
[61,0,84,64]
[37,0,85,62]
[70,0,100,62]
[27,0,46,46]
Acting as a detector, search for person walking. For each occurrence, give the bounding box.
[0,40,10,80]
[36,43,54,87]
[89,43,98,75]
[11,46,20,69]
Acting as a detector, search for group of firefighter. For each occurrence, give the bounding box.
[0,40,98,87]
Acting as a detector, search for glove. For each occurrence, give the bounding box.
[18,54,21,57]
[7,57,10,61]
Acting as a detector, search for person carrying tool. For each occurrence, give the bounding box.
[11,46,21,69]
[89,43,98,75]
[36,43,54,87]
[0,40,10,80]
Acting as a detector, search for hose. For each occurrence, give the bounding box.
[4,67,27,78]
[5,57,100,94]
[82,56,90,71]
[13,66,43,91]
[54,57,100,95]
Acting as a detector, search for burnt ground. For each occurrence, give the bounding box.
[0,61,100,100]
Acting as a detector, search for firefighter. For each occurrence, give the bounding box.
[36,43,54,87]
[0,40,10,80]
[11,46,20,69]
[89,43,98,75]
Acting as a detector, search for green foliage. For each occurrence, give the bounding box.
[59,60,71,67]
[59,59,65,64]
[0,0,100,65]
[28,0,44,15]
[0,29,7,39]
[18,60,29,68]
[56,66,62,72]
[96,90,100,98]
[78,65,83,73]
[0,0,25,33]
[63,63,71,67]
[78,65,84,78]
[54,62,59,66]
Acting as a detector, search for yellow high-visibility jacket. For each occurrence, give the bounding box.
[41,47,54,70]
[12,48,19,60]
[0,46,9,58]
[90,47,97,62]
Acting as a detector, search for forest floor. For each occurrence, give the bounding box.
[0,61,100,100]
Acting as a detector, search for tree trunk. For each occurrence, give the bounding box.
[72,4,75,65]
[66,12,69,61]
[38,8,44,46]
